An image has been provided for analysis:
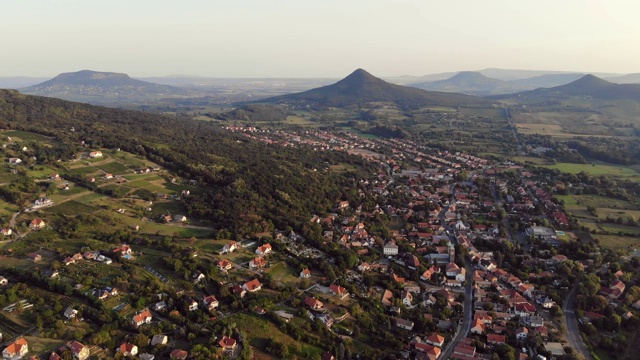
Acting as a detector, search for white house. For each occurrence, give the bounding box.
[300,268,311,278]
[383,242,399,256]
[255,244,272,255]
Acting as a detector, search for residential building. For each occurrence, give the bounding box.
[3,337,28,358]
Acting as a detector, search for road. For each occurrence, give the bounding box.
[440,262,473,360]
[563,285,593,360]
[9,211,20,229]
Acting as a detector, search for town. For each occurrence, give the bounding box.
[0,125,639,360]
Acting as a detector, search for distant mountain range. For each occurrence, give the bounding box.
[497,74,640,102]
[409,71,586,95]
[260,68,495,108]
[20,70,198,104]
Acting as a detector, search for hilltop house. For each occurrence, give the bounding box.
[300,268,311,278]
[217,259,232,271]
[64,307,78,319]
[89,151,103,158]
[132,309,152,328]
[243,279,262,292]
[256,243,272,255]
[203,295,219,311]
[329,284,348,298]
[29,218,46,230]
[117,342,138,357]
[3,337,28,358]
[151,335,168,346]
[218,336,238,352]
[249,256,267,269]
[222,241,239,253]
[67,340,90,360]
[304,296,324,310]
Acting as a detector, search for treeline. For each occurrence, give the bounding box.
[566,138,640,165]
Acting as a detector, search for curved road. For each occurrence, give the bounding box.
[563,285,593,360]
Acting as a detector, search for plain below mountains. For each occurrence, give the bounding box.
[20,70,200,105]
[260,68,495,108]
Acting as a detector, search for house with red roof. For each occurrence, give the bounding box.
[329,284,348,298]
[29,218,46,230]
[218,336,237,352]
[203,295,219,311]
[117,342,138,357]
[255,243,272,255]
[304,296,324,310]
[170,349,189,359]
[67,340,90,360]
[487,334,506,345]
[243,279,262,292]
[300,268,311,278]
[470,319,485,335]
[131,309,152,328]
[425,333,445,347]
[249,256,267,269]
[3,337,28,358]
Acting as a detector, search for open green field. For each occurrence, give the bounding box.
[596,234,640,252]
[44,200,98,216]
[224,312,323,358]
[541,163,640,178]
[96,161,131,175]
[4,130,53,142]
[267,262,299,284]
[25,165,59,178]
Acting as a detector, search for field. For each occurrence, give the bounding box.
[225,312,323,358]
[556,194,640,251]
[541,163,640,179]
[267,262,300,285]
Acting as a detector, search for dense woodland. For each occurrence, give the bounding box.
[0,90,374,237]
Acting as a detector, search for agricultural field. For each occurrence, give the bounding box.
[541,163,640,179]
[223,312,324,358]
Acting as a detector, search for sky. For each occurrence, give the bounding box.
[2,0,640,78]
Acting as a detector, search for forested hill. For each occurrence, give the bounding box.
[261,68,495,108]
[0,90,369,236]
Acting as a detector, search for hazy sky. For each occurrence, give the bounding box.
[2,0,639,77]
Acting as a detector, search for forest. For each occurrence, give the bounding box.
[0,90,375,237]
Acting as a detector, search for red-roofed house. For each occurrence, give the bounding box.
[203,295,219,311]
[170,349,189,359]
[425,333,445,347]
[67,340,90,360]
[117,342,138,357]
[300,268,311,278]
[218,336,237,352]
[3,337,28,358]
[256,243,272,255]
[329,284,348,298]
[29,218,46,230]
[487,334,506,345]
[243,279,262,292]
[304,296,324,310]
[131,309,152,328]
[470,319,485,335]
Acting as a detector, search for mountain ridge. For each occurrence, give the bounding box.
[21,70,196,105]
[259,68,494,108]
[499,74,640,101]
